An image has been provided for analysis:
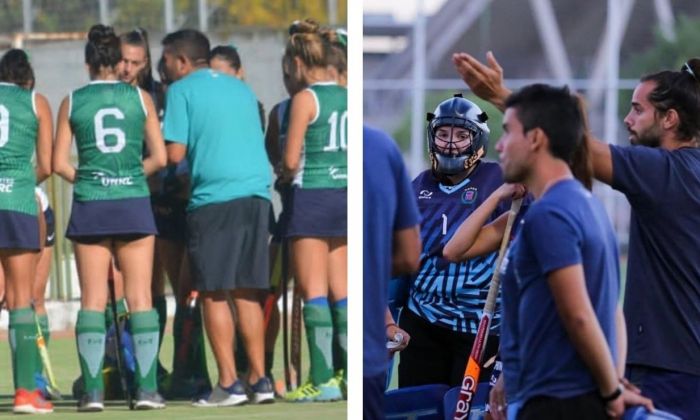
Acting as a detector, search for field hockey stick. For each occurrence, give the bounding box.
[175,290,199,366]
[108,263,133,410]
[453,198,522,420]
[281,238,292,391]
[290,279,302,388]
[34,312,62,399]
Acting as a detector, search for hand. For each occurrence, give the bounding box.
[605,393,624,419]
[495,183,527,202]
[488,375,507,420]
[622,387,654,414]
[452,51,511,111]
[386,323,411,354]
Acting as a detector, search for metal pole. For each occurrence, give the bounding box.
[198,0,208,33]
[410,0,426,177]
[603,0,621,230]
[99,0,109,25]
[327,0,337,26]
[164,0,175,33]
[22,0,32,33]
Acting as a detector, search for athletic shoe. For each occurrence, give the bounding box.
[77,389,104,412]
[250,377,275,404]
[334,369,347,400]
[192,381,248,407]
[284,379,321,403]
[316,376,343,402]
[135,389,166,410]
[13,388,54,414]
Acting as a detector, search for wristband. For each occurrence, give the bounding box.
[600,384,623,403]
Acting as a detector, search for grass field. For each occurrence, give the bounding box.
[0,317,347,418]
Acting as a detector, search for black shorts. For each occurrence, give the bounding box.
[0,210,40,250]
[518,391,606,420]
[187,197,270,292]
[398,309,500,388]
[66,197,157,242]
[151,194,187,242]
[44,206,55,247]
[286,187,347,238]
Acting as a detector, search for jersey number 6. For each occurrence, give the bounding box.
[95,107,126,154]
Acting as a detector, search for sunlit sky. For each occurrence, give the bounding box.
[363,0,448,22]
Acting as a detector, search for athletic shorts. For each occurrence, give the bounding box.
[286,187,347,238]
[151,194,187,242]
[519,391,605,420]
[0,210,41,250]
[44,206,55,247]
[66,197,157,242]
[187,197,270,292]
[626,364,700,419]
[398,309,500,388]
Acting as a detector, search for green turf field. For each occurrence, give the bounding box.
[0,317,346,418]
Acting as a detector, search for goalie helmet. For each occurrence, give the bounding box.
[426,94,489,176]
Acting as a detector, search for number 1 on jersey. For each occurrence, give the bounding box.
[442,213,448,236]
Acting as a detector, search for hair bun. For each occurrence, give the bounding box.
[88,24,115,44]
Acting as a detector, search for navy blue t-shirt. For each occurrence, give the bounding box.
[496,206,528,401]
[610,145,700,375]
[407,162,509,334]
[363,126,421,378]
[515,179,619,402]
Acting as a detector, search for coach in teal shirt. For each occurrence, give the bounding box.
[160,29,275,406]
[163,67,270,209]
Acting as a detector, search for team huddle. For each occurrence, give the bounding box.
[364,52,700,420]
[0,18,347,414]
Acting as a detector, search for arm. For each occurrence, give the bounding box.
[615,305,627,378]
[392,225,421,276]
[34,93,53,183]
[264,104,281,168]
[452,51,511,112]
[167,142,186,164]
[282,90,315,180]
[587,134,614,185]
[141,90,167,176]
[443,183,525,261]
[52,97,76,183]
[548,265,623,417]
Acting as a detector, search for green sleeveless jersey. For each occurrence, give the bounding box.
[293,83,347,189]
[70,81,149,201]
[0,83,38,215]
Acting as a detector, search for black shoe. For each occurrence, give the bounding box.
[77,389,104,412]
[134,389,166,410]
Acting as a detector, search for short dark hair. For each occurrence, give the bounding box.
[162,29,210,65]
[640,58,700,142]
[506,84,583,162]
[0,49,34,88]
[209,45,241,71]
[85,24,121,73]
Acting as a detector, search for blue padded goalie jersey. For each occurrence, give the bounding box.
[407,161,509,334]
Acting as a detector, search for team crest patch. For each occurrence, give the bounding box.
[462,187,478,204]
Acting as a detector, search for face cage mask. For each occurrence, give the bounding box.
[429,123,481,175]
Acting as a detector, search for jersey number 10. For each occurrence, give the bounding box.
[0,105,9,148]
[323,110,347,152]
[95,107,126,154]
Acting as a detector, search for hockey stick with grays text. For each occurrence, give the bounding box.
[453,197,522,420]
